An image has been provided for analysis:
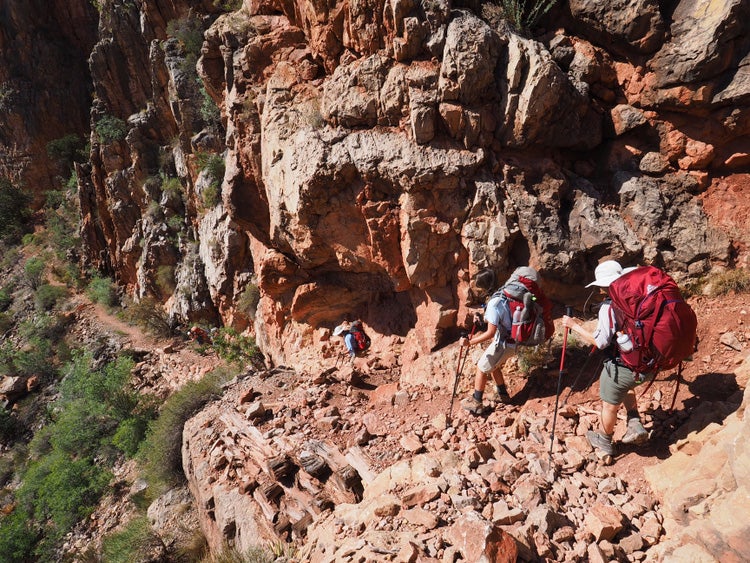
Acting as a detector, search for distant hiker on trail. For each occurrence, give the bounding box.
[334,320,371,359]
[189,325,211,345]
[561,260,697,459]
[459,266,554,414]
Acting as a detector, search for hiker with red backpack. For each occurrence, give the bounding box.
[334,320,371,359]
[459,266,554,414]
[562,260,697,458]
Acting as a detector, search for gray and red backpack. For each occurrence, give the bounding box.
[493,273,554,346]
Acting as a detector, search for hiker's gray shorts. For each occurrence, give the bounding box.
[477,339,515,373]
[599,360,655,405]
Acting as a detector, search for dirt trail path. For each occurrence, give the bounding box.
[67,294,220,392]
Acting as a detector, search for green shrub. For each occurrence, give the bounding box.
[201,184,220,208]
[46,134,85,169]
[167,214,185,231]
[27,425,54,460]
[161,175,183,198]
[60,354,137,420]
[482,0,557,34]
[87,274,119,308]
[156,265,176,295]
[0,286,12,311]
[19,451,111,534]
[34,284,68,311]
[0,408,17,444]
[0,312,12,334]
[212,327,262,368]
[45,183,81,260]
[123,296,172,337]
[66,169,79,190]
[0,245,20,270]
[200,86,222,129]
[111,416,150,458]
[196,152,225,208]
[213,0,244,11]
[6,353,149,552]
[137,367,234,493]
[102,516,162,563]
[237,283,260,320]
[95,115,128,144]
[13,336,54,378]
[710,268,750,296]
[24,257,46,290]
[0,178,32,243]
[166,16,204,57]
[196,152,226,185]
[18,312,67,343]
[0,508,38,563]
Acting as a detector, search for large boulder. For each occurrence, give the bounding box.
[568,0,665,55]
[645,377,750,560]
[649,0,750,87]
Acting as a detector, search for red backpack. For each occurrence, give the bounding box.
[608,266,697,374]
[493,276,554,346]
[350,321,371,352]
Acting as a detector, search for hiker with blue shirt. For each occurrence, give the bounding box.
[459,266,542,414]
[561,260,651,457]
[334,322,357,358]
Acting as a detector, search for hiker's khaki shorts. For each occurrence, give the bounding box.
[599,360,655,405]
[477,339,515,373]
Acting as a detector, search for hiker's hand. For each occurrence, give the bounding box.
[561,315,577,329]
[460,336,470,347]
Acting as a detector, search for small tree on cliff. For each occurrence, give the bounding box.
[482,0,558,35]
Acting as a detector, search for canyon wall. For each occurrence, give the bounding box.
[0,0,98,201]
[4,0,750,382]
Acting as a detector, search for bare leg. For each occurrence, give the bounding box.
[622,389,639,414]
[473,368,489,393]
[490,368,506,388]
[600,401,619,435]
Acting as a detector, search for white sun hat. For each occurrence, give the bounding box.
[333,323,349,336]
[586,260,624,288]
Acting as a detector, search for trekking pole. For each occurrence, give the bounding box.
[447,322,477,426]
[549,306,573,456]
[561,345,598,406]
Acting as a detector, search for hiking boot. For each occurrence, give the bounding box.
[621,417,649,445]
[587,430,614,456]
[461,396,487,415]
[494,390,511,404]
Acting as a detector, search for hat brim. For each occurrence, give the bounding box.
[585,274,621,288]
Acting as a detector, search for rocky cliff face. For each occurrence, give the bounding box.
[0,0,98,201]
[3,0,750,559]
[63,0,748,384]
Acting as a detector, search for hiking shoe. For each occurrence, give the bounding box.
[494,390,511,404]
[461,396,487,415]
[621,417,649,445]
[587,430,614,456]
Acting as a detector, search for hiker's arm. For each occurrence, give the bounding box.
[561,316,598,347]
[460,323,497,347]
